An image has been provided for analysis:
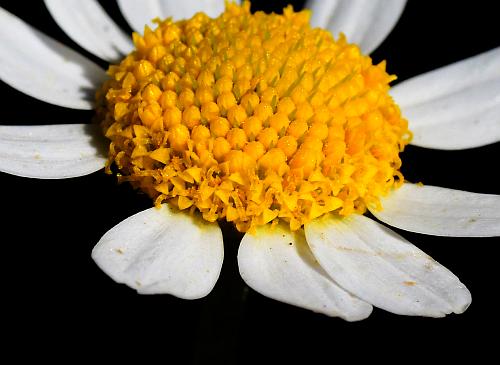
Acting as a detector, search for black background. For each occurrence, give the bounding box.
[1,0,499,362]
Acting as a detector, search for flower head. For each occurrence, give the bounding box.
[0,0,499,322]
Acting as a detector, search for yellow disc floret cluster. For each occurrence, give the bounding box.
[97,2,411,232]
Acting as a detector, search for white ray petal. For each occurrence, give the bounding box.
[44,0,133,63]
[305,214,471,317]
[392,47,500,149]
[0,124,106,179]
[238,223,372,321]
[157,0,231,20]
[117,0,232,34]
[117,0,162,33]
[92,204,224,299]
[307,0,338,31]
[392,48,500,106]
[370,183,500,237]
[306,0,407,54]
[0,7,106,110]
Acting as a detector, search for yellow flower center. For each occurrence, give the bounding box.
[97,2,411,232]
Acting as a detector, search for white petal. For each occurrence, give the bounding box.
[92,204,224,299]
[305,214,471,317]
[0,124,106,179]
[117,0,232,33]
[392,47,500,149]
[238,224,372,321]
[306,0,338,32]
[0,7,106,110]
[306,0,407,54]
[44,0,133,62]
[370,183,500,237]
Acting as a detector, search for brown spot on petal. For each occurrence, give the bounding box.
[333,245,422,260]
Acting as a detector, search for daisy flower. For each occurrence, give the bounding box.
[0,0,499,324]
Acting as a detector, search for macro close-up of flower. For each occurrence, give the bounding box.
[1,0,499,362]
